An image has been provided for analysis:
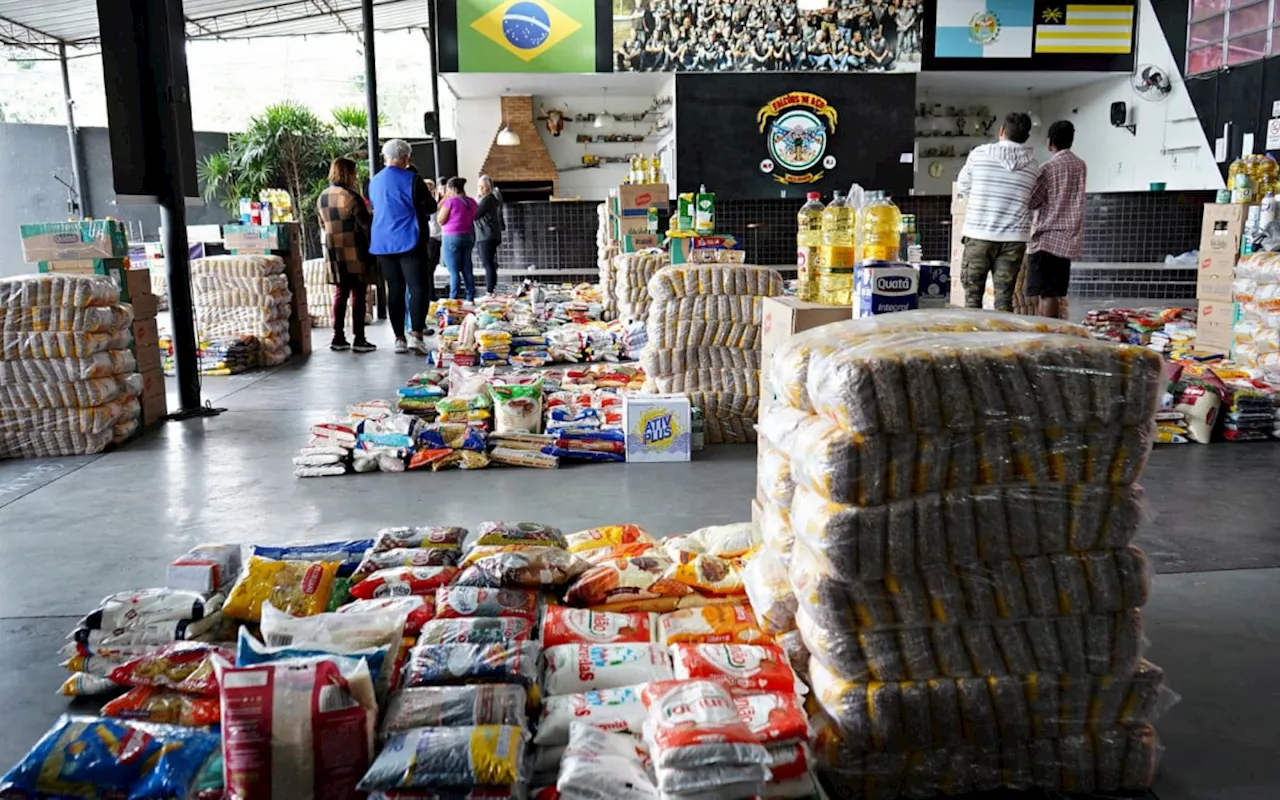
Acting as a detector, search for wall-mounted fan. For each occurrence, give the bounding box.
[1133,64,1173,100]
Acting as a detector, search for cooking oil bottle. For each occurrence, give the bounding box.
[861,191,903,262]
[796,192,824,302]
[818,190,856,305]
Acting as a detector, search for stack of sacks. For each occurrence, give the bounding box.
[557,723,659,799]
[1222,385,1275,442]
[354,410,419,474]
[0,274,141,458]
[620,318,648,359]
[644,264,784,444]
[583,325,623,362]
[161,334,261,376]
[544,389,625,463]
[614,249,668,323]
[397,369,448,418]
[477,329,513,365]
[537,608,672,788]
[190,254,291,366]
[302,256,374,327]
[294,420,358,477]
[641,679,774,800]
[756,311,1171,798]
[408,421,490,471]
[1234,251,1280,376]
[598,203,620,321]
[1154,394,1191,445]
[57,588,227,701]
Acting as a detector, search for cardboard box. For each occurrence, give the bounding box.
[139,367,166,401]
[222,224,288,252]
[130,292,159,321]
[854,263,919,317]
[623,393,692,462]
[612,215,652,240]
[613,184,670,218]
[1195,299,1235,353]
[141,391,168,427]
[918,262,951,308]
[1197,252,1237,302]
[669,235,742,266]
[621,234,660,252]
[289,317,313,355]
[20,220,129,262]
[132,318,158,352]
[761,297,852,361]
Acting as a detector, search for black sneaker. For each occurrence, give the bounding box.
[330,338,351,351]
[352,340,377,353]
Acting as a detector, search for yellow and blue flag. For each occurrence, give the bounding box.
[1034,2,1135,54]
[458,0,595,73]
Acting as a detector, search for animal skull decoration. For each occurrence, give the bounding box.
[540,104,567,137]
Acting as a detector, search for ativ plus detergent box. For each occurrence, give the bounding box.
[854,262,919,318]
[623,394,692,463]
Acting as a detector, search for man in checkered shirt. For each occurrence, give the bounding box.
[1028,120,1088,319]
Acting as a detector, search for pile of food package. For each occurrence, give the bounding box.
[301,257,374,328]
[613,249,668,324]
[750,309,1173,798]
[160,333,261,376]
[0,274,142,458]
[643,264,784,444]
[190,254,291,366]
[13,518,828,800]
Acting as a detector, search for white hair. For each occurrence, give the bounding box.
[479,174,493,189]
[382,139,412,162]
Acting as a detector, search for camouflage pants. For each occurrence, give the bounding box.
[961,238,1026,312]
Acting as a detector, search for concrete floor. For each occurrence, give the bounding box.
[0,317,1276,799]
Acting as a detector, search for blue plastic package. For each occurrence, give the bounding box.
[234,628,388,686]
[398,385,445,399]
[359,432,416,449]
[127,722,221,800]
[251,539,373,578]
[0,714,220,800]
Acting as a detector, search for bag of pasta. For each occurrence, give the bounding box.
[457,546,586,589]
[101,686,221,727]
[222,556,338,621]
[107,641,233,695]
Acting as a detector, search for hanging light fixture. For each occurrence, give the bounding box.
[595,87,614,128]
[497,91,521,146]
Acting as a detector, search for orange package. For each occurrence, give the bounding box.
[671,643,801,694]
[565,525,656,560]
[564,554,691,608]
[107,641,234,695]
[658,605,772,647]
[101,686,220,727]
[663,551,747,596]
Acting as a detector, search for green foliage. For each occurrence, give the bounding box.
[198,100,381,257]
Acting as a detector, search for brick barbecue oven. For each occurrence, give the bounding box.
[481,95,559,202]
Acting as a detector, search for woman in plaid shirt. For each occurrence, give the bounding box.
[316,157,377,352]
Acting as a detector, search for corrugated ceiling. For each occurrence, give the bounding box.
[0,0,426,48]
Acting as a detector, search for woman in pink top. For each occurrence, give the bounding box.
[437,176,479,301]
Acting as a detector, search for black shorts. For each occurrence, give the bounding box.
[1026,251,1071,298]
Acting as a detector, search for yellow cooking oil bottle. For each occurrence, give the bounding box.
[817,190,857,305]
[796,192,824,302]
[860,190,903,262]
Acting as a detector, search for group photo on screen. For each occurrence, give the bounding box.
[612,0,925,73]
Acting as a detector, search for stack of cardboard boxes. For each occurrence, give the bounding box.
[24,220,167,427]
[1195,203,1248,356]
[605,184,668,254]
[222,223,311,355]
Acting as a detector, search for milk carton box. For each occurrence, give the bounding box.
[917,261,951,308]
[854,262,919,318]
[623,393,692,462]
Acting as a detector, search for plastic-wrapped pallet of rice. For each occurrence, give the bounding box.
[0,274,142,458]
[303,257,374,328]
[748,312,1172,797]
[643,264,783,445]
[190,255,292,366]
[614,250,668,324]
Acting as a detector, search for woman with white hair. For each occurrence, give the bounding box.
[473,175,505,296]
[368,138,436,354]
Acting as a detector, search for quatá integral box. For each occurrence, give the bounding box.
[854,261,919,318]
[623,393,692,463]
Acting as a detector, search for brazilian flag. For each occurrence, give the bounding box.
[457,0,596,73]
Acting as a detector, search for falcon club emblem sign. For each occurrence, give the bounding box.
[757,91,839,185]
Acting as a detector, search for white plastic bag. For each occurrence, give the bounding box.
[535,685,646,745]
[542,643,672,696]
[557,723,658,800]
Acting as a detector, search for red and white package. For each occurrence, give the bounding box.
[670,644,804,695]
[107,641,233,696]
[639,680,771,770]
[542,605,653,648]
[310,422,356,447]
[347,566,458,600]
[435,586,539,620]
[337,596,435,634]
[733,691,809,744]
[219,657,377,800]
[764,742,811,783]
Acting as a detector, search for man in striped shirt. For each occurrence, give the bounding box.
[956,112,1041,311]
[1028,121,1088,319]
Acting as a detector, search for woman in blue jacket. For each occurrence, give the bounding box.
[368,139,436,354]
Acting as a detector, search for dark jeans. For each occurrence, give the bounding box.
[442,233,476,301]
[476,238,500,295]
[331,273,366,342]
[379,251,429,339]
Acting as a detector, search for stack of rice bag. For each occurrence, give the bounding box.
[544,389,626,463]
[0,274,141,458]
[397,368,447,418]
[302,256,374,327]
[614,249,668,324]
[754,309,1172,797]
[643,264,784,444]
[161,334,262,376]
[598,206,620,321]
[190,254,292,366]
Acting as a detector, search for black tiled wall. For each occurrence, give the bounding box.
[494,191,1217,276]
